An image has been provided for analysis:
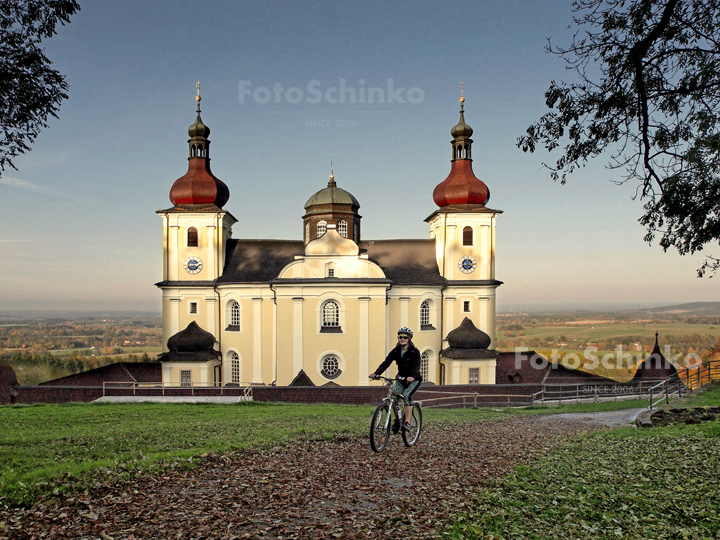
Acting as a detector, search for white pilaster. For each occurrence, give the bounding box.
[170,298,180,336]
[359,297,370,385]
[206,224,216,279]
[206,296,217,342]
[446,224,456,280]
[479,296,489,337]
[445,296,455,346]
[400,297,410,328]
[293,297,304,376]
[169,225,179,281]
[253,298,263,384]
[451,361,461,385]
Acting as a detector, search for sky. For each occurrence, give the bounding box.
[1,0,718,314]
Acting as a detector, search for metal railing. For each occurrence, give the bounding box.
[648,359,720,409]
[531,381,656,406]
[419,389,533,409]
[102,381,253,400]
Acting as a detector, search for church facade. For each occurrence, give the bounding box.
[156,92,502,387]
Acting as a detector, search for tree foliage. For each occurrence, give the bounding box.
[0,0,80,176]
[518,0,720,275]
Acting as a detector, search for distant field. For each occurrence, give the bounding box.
[499,322,720,342]
[48,346,162,358]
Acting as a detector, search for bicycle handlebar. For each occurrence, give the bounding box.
[370,375,407,383]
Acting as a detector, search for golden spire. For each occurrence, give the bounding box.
[460,81,465,103]
[195,81,201,112]
[328,161,336,187]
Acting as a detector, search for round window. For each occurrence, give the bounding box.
[321,355,342,379]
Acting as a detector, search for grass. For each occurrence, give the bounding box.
[0,401,372,507]
[446,383,720,540]
[0,397,654,508]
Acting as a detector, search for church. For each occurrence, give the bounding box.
[156,90,502,388]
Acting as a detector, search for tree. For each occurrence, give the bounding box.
[0,0,80,176]
[518,0,720,275]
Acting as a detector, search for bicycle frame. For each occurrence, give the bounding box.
[370,376,423,452]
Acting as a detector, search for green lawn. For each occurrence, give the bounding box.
[0,398,653,508]
[447,383,720,540]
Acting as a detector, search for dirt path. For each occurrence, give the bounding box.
[1,415,609,540]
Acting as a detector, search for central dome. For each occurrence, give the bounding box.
[304,180,360,209]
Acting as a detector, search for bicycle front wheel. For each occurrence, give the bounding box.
[370,402,392,453]
[401,403,422,447]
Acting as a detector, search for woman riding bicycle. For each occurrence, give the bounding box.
[370,327,422,429]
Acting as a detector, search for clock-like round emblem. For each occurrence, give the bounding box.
[458,256,477,274]
[184,256,203,275]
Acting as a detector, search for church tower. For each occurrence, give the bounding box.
[302,167,361,244]
[426,89,502,362]
[157,84,237,370]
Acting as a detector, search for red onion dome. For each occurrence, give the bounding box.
[169,94,229,208]
[433,97,490,207]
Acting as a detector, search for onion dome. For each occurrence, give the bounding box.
[159,321,221,362]
[169,84,229,208]
[446,317,491,350]
[432,91,490,207]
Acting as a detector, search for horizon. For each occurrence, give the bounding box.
[2,0,719,311]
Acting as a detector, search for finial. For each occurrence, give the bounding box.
[195,81,201,112]
[328,161,336,187]
[460,81,465,104]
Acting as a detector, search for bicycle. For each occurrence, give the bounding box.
[369,376,422,452]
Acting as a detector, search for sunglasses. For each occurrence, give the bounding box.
[398,335,410,340]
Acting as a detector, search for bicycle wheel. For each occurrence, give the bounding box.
[370,402,392,453]
[401,403,422,447]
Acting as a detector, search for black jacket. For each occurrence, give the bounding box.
[373,343,422,382]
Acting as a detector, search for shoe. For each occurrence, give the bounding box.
[392,419,400,434]
[403,421,411,430]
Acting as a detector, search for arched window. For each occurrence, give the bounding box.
[317,220,327,237]
[354,223,359,242]
[320,355,342,379]
[462,226,473,246]
[226,301,240,331]
[305,223,310,243]
[420,301,430,326]
[187,227,198,247]
[421,352,429,381]
[323,301,339,326]
[420,299,436,330]
[230,352,240,384]
[320,300,341,332]
[338,220,348,238]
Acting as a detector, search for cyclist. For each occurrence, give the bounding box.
[370,327,422,430]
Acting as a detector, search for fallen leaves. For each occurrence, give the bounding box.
[0,416,599,539]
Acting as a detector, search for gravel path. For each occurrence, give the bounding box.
[0,414,615,540]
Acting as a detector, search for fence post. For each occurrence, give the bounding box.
[576,385,579,405]
[507,395,510,408]
[665,381,669,405]
[474,392,477,408]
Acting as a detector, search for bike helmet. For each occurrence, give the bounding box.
[397,327,413,338]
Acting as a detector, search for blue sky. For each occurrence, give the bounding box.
[1,0,717,313]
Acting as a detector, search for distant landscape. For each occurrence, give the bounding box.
[1,302,719,385]
[0,314,162,385]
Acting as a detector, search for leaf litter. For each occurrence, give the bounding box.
[0,416,601,539]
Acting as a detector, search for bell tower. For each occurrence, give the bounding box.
[157,84,237,351]
[426,87,502,349]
